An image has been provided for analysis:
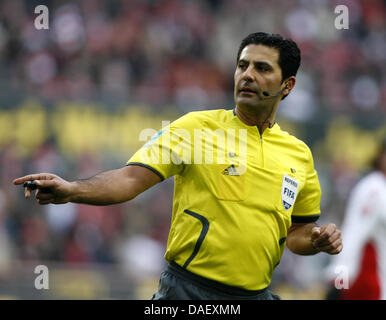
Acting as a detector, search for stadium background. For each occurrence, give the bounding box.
[0,0,385,299]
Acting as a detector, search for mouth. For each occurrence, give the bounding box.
[238,87,257,95]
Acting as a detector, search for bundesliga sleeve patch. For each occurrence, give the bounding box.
[281,174,299,210]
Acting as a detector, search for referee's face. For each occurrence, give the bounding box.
[234,44,283,110]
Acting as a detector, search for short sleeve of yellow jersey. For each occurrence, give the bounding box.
[126,113,194,180]
[291,146,322,223]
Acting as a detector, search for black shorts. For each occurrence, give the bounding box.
[152,262,281,300]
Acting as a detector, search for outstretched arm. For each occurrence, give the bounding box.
[13,165,162,206]
[286,222,343,256]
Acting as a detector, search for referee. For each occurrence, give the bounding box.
[14,32,342,300]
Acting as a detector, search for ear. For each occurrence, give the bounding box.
[283,76,296,96]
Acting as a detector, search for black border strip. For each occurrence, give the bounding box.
[126,162,165,181]
[291,214,320,223]
[182,209,210,269]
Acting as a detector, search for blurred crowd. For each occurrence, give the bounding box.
[0,0,385,113]
[0,0,385,299]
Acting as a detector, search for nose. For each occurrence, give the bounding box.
[240,65,255,82]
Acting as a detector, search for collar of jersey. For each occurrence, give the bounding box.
[231,108,280,135]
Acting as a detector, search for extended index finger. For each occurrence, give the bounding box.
[13,173,54,185]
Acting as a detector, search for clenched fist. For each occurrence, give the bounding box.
[311,224,343,255]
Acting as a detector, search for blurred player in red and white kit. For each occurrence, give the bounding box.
[326,137,386,300]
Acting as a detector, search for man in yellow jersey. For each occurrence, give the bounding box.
[14,32,342,300]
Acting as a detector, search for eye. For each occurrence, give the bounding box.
[238,62,247,70]
[258,65,269,72]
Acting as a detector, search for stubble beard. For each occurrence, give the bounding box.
[236,95,275,122]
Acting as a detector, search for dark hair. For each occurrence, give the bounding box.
[237,32,301,100]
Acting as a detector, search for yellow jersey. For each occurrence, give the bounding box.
[127,108,321,290]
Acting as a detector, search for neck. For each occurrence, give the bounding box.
[235,104,278,133]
